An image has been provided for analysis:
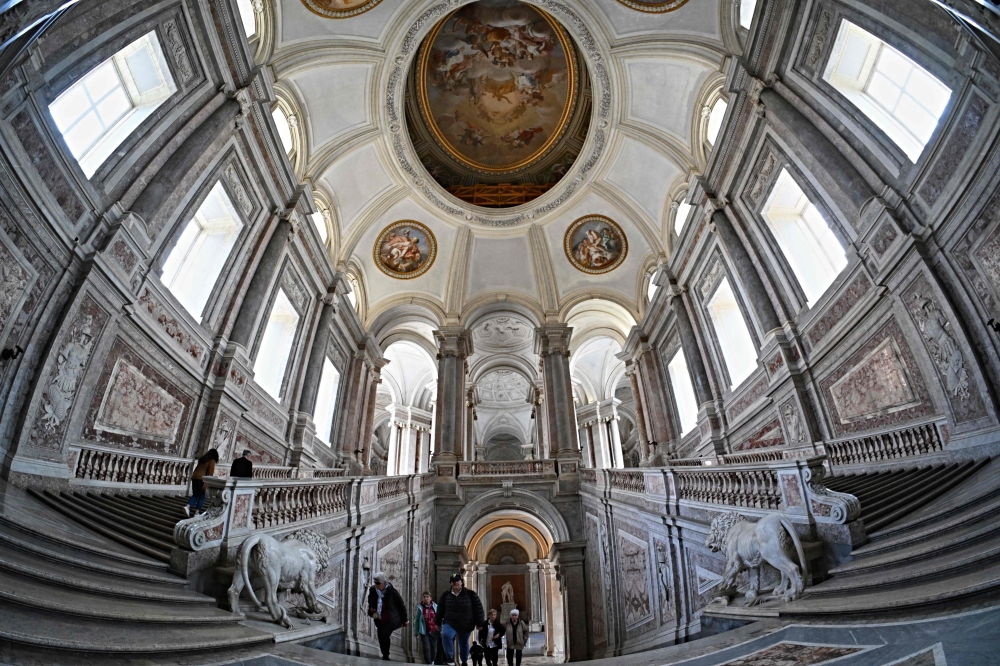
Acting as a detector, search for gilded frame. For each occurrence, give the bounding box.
[300,0,384,19]
[373,220,438,280]
[564,214,628,275]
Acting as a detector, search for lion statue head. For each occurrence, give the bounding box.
[706,512,748,552]
[284,528,332,571]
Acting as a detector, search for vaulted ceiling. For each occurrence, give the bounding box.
[258,0,739,329]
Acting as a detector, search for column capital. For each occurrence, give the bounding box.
[434,327,474,358]
[534,324,573,356]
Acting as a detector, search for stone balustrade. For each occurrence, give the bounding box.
[608,470,646,493]
[673,467,782,510]
[252,480,351,528]
[72,446,192,486]
[825,422,944,467]
[376,476,409,501]
[457,460,557,477]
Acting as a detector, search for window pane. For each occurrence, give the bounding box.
[49,87,89,130]
[674,201,693,235]
[311,211,328,243]
[236,0,258,38]
[63,112,103,155]
[273,107,293,154]
[874,47,912,85]
[314,358,341,444]
[835,33,870,81]
[706,99,728,145]
[667,349,699,435]
[254,289,300,400]
[906,68,950,116]
[161,182,244,320]
[84,62,121,100]
[894,96,937,144]
[95,88,131,127]
[707,277,758,389]
[867,72,902,111]
[739,0,757,28]
[125,47,161,94]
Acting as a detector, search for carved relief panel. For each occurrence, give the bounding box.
[616,522,654,636]
[584,513,607,646]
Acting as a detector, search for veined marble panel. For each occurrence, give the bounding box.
[617,529,653,631]
[585,513,607,644]
[94,359,185,444]
[719,642,865,665]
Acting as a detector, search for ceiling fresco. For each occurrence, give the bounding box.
[565,215,628,274]
[300,0,385,19]
[416,0,578,174]
[373,220,438,279]
[613,0,691,13]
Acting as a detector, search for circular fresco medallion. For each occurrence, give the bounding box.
[416,0,578,175]
[373,221,437,279]
[613,0,690,13]
[564,215,628,274]
[300,0,384,19]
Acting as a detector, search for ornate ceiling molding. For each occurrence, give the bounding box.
[385,0,612,228]
[301,0,386,19]
[613,0,690,13]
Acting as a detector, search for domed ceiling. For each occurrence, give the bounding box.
[268,0,736,331]
[404,0,591,207]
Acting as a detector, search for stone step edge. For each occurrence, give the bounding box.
[51,491,178,549]
[83,493,186,531]
[854,495,1000,558]
[0,529,185,586]
[0,626,273,654]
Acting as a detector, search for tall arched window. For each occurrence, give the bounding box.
[667,349,699,435]
[706,98,728,146]
[706,277,757,388]
[255,289,300,400]
[272,106,294,155]
[235,0,258,38]
[314,358,341,445]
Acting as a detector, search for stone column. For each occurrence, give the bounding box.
[465,384,478,462]
[577,423,595,468]
[669,288,713,406]
[229,218,293,349]
[624,362,652,464]
[710,208,780,334]
[589,417,610,469]
[620,330,675,461]
[608,412,624,469]
[528,561,546,632]
[530,385,547,459]
[387,416,401,476]
[535,325,579,460]
[297,297,335,417]
[432,328,473,472]
[552,542,589,662]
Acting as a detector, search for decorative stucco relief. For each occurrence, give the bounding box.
[733,417,784,451]
[919,94,990,208]
[806,273,871,348]
[162,19,194,84]
[213,413,238,461]
[28,296,110,451]
[0,229,34,344]
[245,389,286,433]
[803,8,833,72]
[699,255,724,300]
[235,429,283,465]
[820,319,934,437]
[780,399,806,445]
[869,221,898,258]
[225,162,254,217]
[137,288,204,363]
[903,275,987,424]
[617,526,653,632]
[653,539,673,626]
[93,358,186,444]
[585,514,607,644]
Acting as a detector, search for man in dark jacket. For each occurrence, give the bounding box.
[478,609,504,666]
[368,572,408,660]
[231,449,253,478]
[435,573,485,666]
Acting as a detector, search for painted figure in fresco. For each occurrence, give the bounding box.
[573,227,622,269]
[379,229,424,274]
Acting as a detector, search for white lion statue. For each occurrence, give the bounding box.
[227,528,331,628]
[706,512,808,606]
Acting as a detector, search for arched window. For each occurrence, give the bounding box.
[235,0,258,38]
[311,211,328,244]
[313,358,341,444]
[706,98,728,146]
[762,169,847,306]
[739,0,758,29]
[346,277,359,310]
[161,181,244,321]
[272,106,294,155]
[674,200,694,235]
[646,270,658,302]
[823,20,951,161]
[49,32,177,177]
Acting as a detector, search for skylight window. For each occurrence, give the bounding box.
[236,0,258,38]
[762,169,847,307]
[674,200,693,235]
[161,182,244,321]
[49,32,176,178]
[706,277,758,389]
[740,0,758,29]
[706,99,728,146]
[823,20,951,162]
[667,349,699,435]
[254,289,300,400]
[313,358,341,445]
[273,107,293,154]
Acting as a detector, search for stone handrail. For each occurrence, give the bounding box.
[581,455,860,525]
[252,480,351,529]
[457,460,558,477]
[72,446,192,486]
[313,468,347,478]
[377,476,409,501]
[825,422,944,467]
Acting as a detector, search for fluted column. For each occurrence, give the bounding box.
[229,218,293,348]
[534,325,579,459]
[710,209,780,334]
[432,328,473,472]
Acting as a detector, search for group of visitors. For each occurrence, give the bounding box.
[183,448,254,518]
[367,572,531,664]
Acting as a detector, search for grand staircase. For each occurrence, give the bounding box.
[27,489,187,562]
[0,482,273,660]
[782,457,1000,617]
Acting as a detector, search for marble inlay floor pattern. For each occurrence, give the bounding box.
[719,641,866,665]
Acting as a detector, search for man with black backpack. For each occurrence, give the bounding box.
[435,573,485,666]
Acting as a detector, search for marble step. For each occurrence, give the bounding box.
[0,569,241,624]
[113,493,189,521]
[863,463,985,534]
[90,494,185,530]
[56,491,177,543]
[0,522,184,586]
[29,489,174,561]
[0,604,272,653]
[0,511,165,570]
[867,457,1000,542]
[781,557,1000,616]
[0,544,210,603]
[859,462,981,520]
[826,468,922,497]
[830,511,1000,576]
[850,467,942,515]
[807,533,1000,595]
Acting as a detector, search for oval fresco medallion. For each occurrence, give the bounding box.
[301,0,384,19]
[613,0,690,13]
[373,221,438,279]
[416,0,579,175]
[564,215,628,274]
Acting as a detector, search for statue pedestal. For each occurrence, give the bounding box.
[501,602,518,620]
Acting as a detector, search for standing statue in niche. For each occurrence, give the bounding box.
[43,316,94,428]
[783,404,804,444]
[501,580,515,605]
[911,291,970,400]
